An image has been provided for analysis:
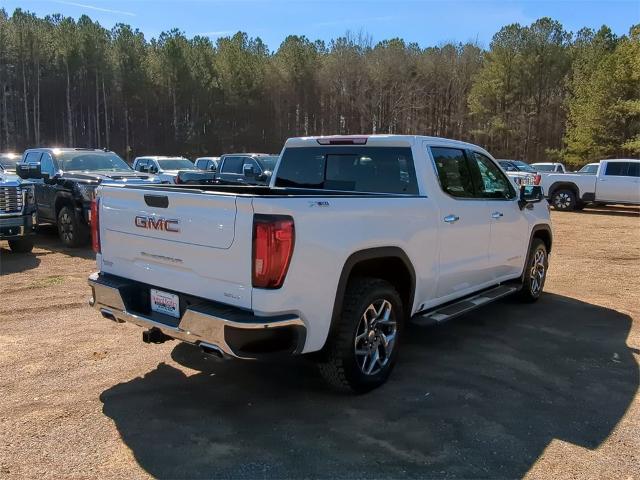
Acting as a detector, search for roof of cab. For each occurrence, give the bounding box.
[134,156,187,160]
[283,134,492,156]
[24,147,111,153]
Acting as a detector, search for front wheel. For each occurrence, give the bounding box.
[317,277,404,393]
[8,237,34,253]
[551,189,577,211]
[518,239,548,302]
[57,206,88,247]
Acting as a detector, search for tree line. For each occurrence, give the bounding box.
[0,9,638,167]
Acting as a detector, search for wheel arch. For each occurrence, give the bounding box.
[54,192,77,219]
[329,247,416,338]
[547,181,580,199]
[519,224,553,281]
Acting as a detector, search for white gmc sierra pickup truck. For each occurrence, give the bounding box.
[88,135,552,392]
[542,159,640,211]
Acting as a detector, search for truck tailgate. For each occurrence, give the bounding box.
[97,186,253,309]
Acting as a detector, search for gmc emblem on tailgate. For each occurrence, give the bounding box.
[134,216,180,233]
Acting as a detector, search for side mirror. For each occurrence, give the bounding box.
[148,165,158,174]
[242,164,256,178]
[519,185,544,210]
[16,163,42,180]
[258,170,272,181]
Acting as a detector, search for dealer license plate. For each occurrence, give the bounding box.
[150,289,180,318]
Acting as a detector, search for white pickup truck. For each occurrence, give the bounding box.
[542,159,640,211]
[88,135,552,392]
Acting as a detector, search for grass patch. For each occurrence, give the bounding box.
[29,275,65,288]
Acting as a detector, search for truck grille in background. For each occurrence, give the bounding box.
[0,186,23,214]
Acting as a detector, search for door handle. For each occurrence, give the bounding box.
[443,214,460,224]
[491,211,504,219]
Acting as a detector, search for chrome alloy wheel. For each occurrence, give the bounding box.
[354,299,397,376]
[59,211,74,243]
[553,192,572,209]
[530,249,546,296]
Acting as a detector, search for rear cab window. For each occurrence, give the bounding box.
[274,147,418,194]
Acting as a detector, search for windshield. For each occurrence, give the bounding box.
[532,164,555,172]
[158,159,196,170]
[58,152,132,172]
[0,154,20,171]
[258,155,278,171]
[512,161,536,173]
[578,164,599,174]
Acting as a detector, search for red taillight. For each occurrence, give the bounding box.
[91,197,100,253]
[252,215,295,289]
[534,174,541,185]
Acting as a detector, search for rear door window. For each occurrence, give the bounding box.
[627,162,639,177]
[134,159,147,171]
[24,151,42,164]
[499,161,517,172]
[605,162,629,176]
[221,156,244,174]
[275,147,418,194]
[430,147,475,198]
[243,158,261,174]
[40,153,56,176]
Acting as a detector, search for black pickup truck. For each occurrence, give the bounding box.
[17,148,159,247]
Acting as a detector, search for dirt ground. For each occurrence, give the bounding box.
[1,205,639,479]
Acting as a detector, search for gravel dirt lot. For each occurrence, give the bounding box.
[1,206,639,479]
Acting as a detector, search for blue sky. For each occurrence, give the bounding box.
[3,0,639,50]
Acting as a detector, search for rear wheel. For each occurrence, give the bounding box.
[551,189,576,211]
[518,239,548,302]
[317,277,404,393]
[57,206,88,247]
[8,237,34,253]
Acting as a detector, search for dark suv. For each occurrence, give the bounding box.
[17,148,159,247]
[216,153,279,185]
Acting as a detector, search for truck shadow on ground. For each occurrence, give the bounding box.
[577,205,640,218]
[0,245,41,274]
[31,225,95,260]
[100,293,638,479]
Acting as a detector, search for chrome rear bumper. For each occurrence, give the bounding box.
[88,272,306,359]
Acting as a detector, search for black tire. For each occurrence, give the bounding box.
[518,239,548,303]
[317,277,404,393]
[8,237,34,253]
[550,189,577,211]
[57,205,88,247]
